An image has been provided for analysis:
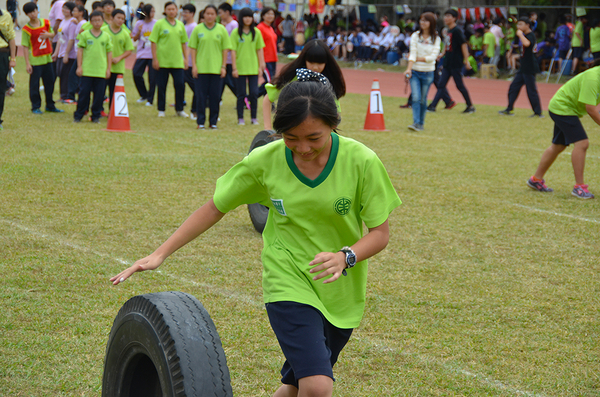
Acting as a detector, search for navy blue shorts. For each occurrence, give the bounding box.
[550,111,588,146]
[572,47,584,60]
[266,301,353,388]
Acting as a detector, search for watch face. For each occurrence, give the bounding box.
[347,253,357,267]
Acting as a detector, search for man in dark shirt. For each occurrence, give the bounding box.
[499,16,542,117]
[428,9,475,114]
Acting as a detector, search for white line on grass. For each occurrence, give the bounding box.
[123,131,247,157]
[2,217,547,396]
[511,204,600,224]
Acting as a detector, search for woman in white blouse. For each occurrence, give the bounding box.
[404,12,440,131]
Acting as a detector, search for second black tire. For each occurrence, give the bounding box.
[102,291,233,397]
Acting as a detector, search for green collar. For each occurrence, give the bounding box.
[285,132,339,188]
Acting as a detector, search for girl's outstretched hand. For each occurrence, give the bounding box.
[110,254,164,285]
[309,252,346,284]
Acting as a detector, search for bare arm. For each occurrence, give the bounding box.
[111,199,226,285]
[23,45,32,74]
[231,50,237,78]
[9,38,16,68]
[309,220,390,284]
[461,42,471,69]
[63,39,74,63]
[220,49,228,78]
[257,47,265,75]
[182,43,188,69]
[517,29,530,48]
[586,104,600,126]
[151,42,159,70]
[263,95,273,129]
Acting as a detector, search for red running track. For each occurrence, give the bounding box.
[124,56,561,110]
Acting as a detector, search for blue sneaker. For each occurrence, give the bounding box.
[46,108,65,113]
[572,184,594,199]
[32,108,43,115]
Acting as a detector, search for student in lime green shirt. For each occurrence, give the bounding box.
[74,10,113,123]
[189,5,232,129]
[150,1,188,117]
[482,27,495,63]
[570,16,587,75]
[591,20,600,60]
[231,7,265,125]
[528,63,600,199]
[102,9,134,110]
[111,79,401,397]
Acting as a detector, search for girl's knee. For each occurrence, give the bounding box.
[298,375,333,397]
[574,139,589,151]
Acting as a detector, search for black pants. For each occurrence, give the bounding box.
[195,73,222,126]
[283,36,295,55]
[220,64,236,99]
[57,58,75,100]
[157,68,184,112]
[0,51,8,124]
[183,67,197,113]
[430,66,472,109]
[507,72,542,115]
[67,61,79,100]
[132,58,156,103]
[107,73,120,111]
[258,61,277,97]
[29,63,56,111]
[74,76,106,120]
[236,75,258,119]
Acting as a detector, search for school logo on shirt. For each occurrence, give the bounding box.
[163,29,169,34]
[270,198,287,216]
[334,197,352,216]
[197,33,204,39]
[87,39,94,45]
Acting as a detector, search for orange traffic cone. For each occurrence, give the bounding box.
[363,79,386,131]
[106,74,132,132]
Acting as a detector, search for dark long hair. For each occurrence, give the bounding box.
[273,39,346,99]
[141,3,153,21]
[237,7,256,41]
[273,81,341,134]
[419,12,437,42]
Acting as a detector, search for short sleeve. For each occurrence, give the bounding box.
[222,26,232,50]
[77,32,86,48]
[266,83,280,103]
[125,34,134,51]
[149,21,159,43]
[578,77,600,106]
[106,36,113,52]
[359,154,402,228]
[213,155,269,213]
[188,26,198,49]
[21,29,30,48]
[180,23,188,43]
[256,29,265,49]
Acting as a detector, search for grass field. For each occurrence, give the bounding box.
[1,61,599,396]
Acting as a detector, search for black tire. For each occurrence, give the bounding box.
[247,130,278,234]
[102,291,233,397]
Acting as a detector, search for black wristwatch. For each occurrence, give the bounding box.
[340,246,357,276]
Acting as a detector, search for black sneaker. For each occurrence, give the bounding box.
[426,106,436,112]
[444,101,457,110]
[529,113,544,118]
[463,106,476,114]
[527,177,553,192]
[498,109,515,116]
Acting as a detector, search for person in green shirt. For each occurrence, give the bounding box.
[590,19,600,60]
[150,1,189,118]
[189,5,232,129]
[571,15,588,75]
[102,9,134,110]
[111,77,401,397]
[74,10,113,123]
[482,26,495,64]
[231,7,265,125]
[22,2,63,114]
[527,61,600,199]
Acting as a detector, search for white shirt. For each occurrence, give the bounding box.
[408,32,441,72]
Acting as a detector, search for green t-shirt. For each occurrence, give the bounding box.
[483,31,495,58]
[80,20,109,33]
[101,25,134,74]
[230,27,265,75]
[572,20,583,48]
[21,20,53,66]
[149,18,188,69]
[77,29,113,78]
[590,27,600,53]
[469,35,482,51]
[188,23,232,74]
[212,133,401,328]
[549,66,600,117]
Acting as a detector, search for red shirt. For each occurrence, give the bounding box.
[257,22,278,63]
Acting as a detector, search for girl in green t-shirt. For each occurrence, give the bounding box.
[189,5,232,129]
[231,7,265,126]
[262,39,346,130]
[112,78,401,397]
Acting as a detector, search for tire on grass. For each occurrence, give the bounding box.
[247,130,278,234]
[102,291,233,397]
